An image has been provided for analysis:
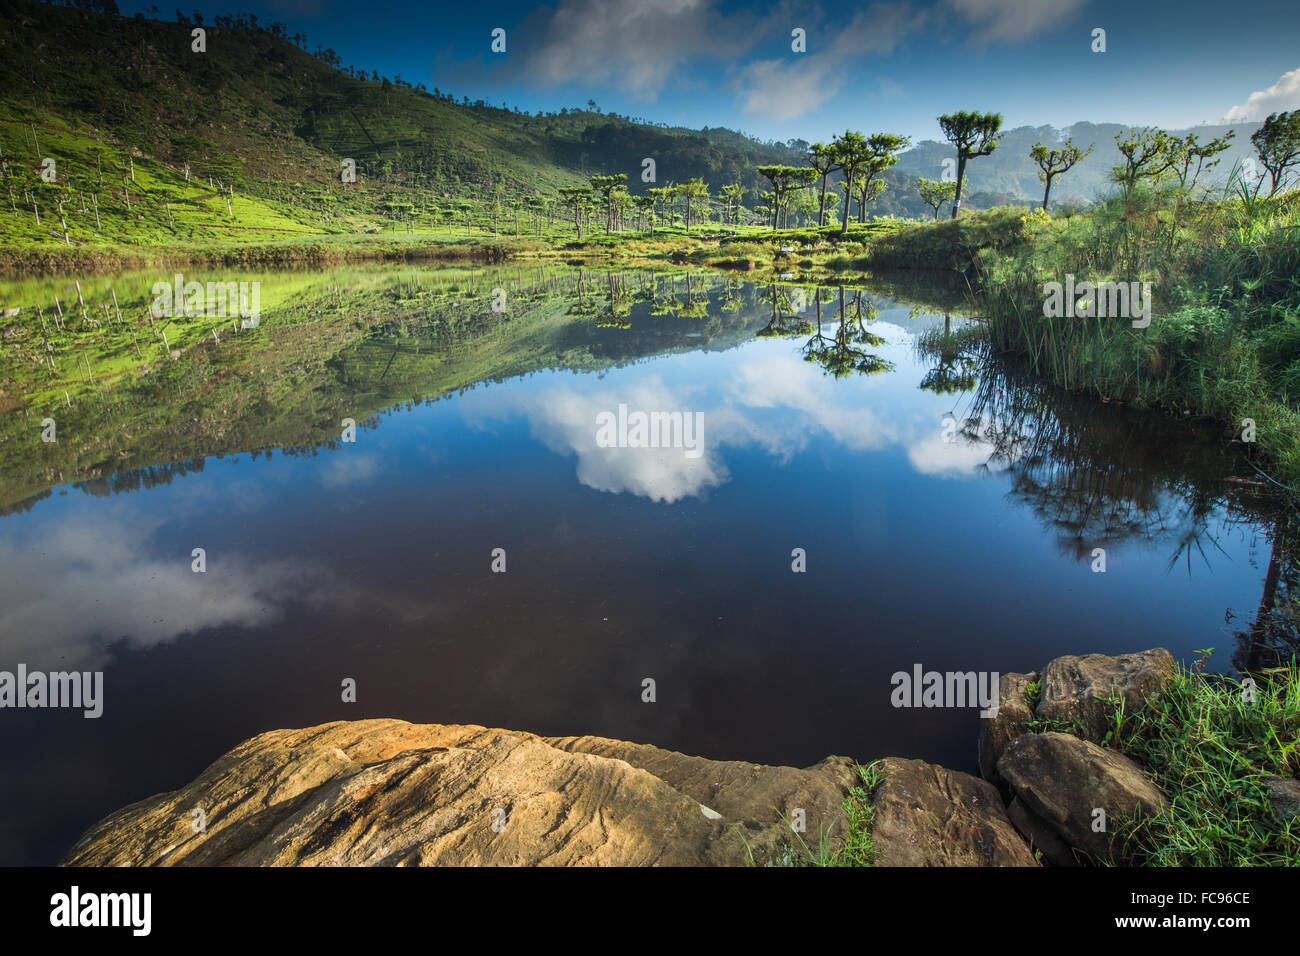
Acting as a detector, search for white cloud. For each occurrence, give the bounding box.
[878,77,905,98]
[735,58,845,121]
[459,341,924,502]
[318,452,381,488]
[0,508,342,669]
[466,377,728,503]
[734,5,920,120]
[0,494,441,669]
[518,0,754,99]
[907,429,997,477]
[1224,67,1300,122]
[943,0,1084,43]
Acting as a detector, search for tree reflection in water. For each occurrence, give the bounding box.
[918,319,1299,672]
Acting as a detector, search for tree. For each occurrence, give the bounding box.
[1252,111,1300,197]
[633,194,655,232]
[720,184,745,229]
[829,131,871,234]
[1029,138,1094,210]
[807,142,836,227]
[1112,127,1179,198]
[937,111,1003,219]
[678,178,709,230]
[756,166,817,229]
[1171,131,1234,191]
[916,177,956,219]
[856,134,909,223]
[647,186,672,234]
[589,174,627,233]
[558,186,592,239]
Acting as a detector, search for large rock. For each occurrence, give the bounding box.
[997,731,1168,864]
[1005,797,1076,867]
[1036,648,1174,739]
[869,758,1038,866]
[61,720,855,867]
[544,734,857,842]
[978,671,1038,790]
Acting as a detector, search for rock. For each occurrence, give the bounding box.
[978,671,1038,790]
[1037,648,1174,739]
[61,720,855,867]
[546,733,857,843]
[997,731,1168,864]
[1260,775,1300,824]
[869,757,1038,866]
[1006,797,1077,867]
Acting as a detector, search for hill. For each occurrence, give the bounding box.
[0,0,1271,248]
[0,0,808,248]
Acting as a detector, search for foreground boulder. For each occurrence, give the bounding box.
[1036,648,1174,740]
[545,733,857,838]
[978,671,1039,791]
[997,731,1168,865]
[869,758,1038,866]
[62,720,856,867]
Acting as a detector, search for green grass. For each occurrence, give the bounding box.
[871,189,1300,494]
[1022,654,1299,866]
[1110,657,1300,866]
[775,761,885,867]
[0,0,806,263]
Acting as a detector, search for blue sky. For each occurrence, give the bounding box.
[124,0,1300,143]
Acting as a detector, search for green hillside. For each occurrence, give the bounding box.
[0,0,806,253]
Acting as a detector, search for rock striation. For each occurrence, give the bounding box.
[62,720,857,867]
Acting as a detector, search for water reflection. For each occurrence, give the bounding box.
[0,262,1296,866]
[917,320,1300,669]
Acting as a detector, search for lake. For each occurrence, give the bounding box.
[0,264,1290,864]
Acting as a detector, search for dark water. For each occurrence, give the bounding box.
[0,265,1291,864]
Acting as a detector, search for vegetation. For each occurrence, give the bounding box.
[937,110,1004,219]
[1029,138,1094,210]
[1024,655,1299,866]
[776,761,885,867]
[970,184,1300,494]
[1251,111,1300,197]
[916,177,957,220]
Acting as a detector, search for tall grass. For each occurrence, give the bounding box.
[970,187,1300,493]
[1110,658,1299,866]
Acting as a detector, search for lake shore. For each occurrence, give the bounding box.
[58,648,1299,867]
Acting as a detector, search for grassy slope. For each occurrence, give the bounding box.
[0,0,805,262]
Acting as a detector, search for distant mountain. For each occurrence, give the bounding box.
[884,121,1261,213]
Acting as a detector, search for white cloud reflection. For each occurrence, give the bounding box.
[461,335,998,502]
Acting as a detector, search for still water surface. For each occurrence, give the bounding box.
[0,265,1286,863]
